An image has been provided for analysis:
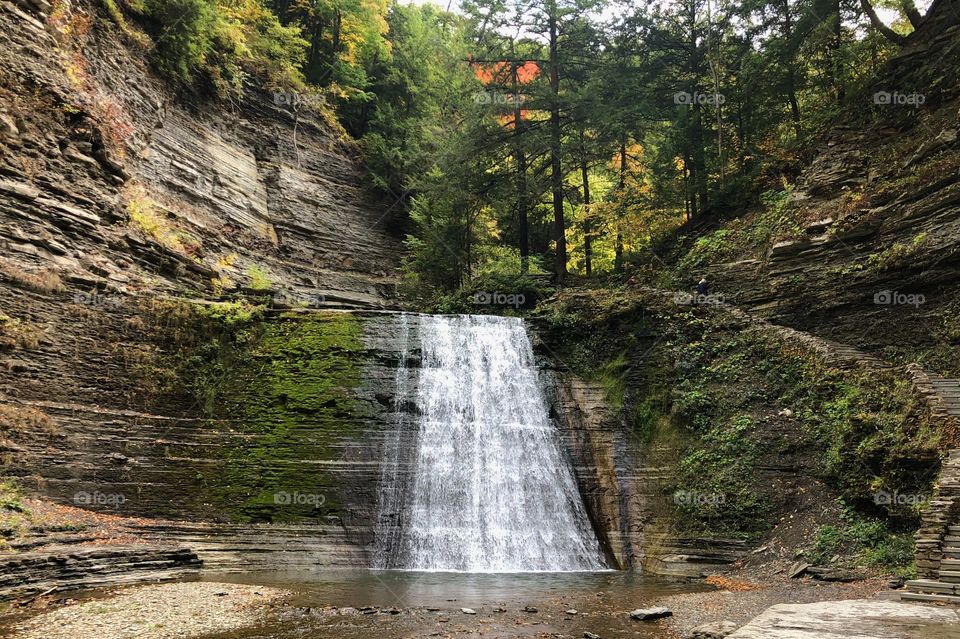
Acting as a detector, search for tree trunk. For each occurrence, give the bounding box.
[860,0,909,45]
[511,62,530,274]
[548,2,567,281]
[580,131,592,277]
[705,0,724,186]
[900,0,923,29]
[691,101,708,214]
[614,140,626,274]
[781,0,803,140]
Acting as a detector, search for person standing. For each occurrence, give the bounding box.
[696,277,708,296]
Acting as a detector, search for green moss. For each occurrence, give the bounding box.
[536,290,942,546]
[141,302,367,523]
[199,313,365,522]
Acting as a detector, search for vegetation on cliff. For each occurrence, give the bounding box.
[537,289,939,574]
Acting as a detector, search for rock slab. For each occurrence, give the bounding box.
[727,599,960,638]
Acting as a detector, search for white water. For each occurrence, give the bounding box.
[374,314,607,572]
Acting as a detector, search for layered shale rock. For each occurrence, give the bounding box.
[0,0,402,309]
[0,546,201,599]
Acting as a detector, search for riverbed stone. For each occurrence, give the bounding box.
[684,620,738,638]
[630,607,673,620]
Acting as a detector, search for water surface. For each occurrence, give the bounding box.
[200,569,706,638]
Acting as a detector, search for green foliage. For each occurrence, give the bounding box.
[0,480,31,543]
[0,480,26,514]
[139,0,306,95]
[100,0,151,47]
[811,503,916,575]
[866,233,929,273]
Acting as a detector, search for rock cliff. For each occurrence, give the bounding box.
[0,0,403,309]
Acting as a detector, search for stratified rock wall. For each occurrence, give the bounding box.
[0,0,402,308]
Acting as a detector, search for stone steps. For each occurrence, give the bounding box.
[903,578,960,604]
[900,591,960,604]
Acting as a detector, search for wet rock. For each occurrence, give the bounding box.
[683,620,738,638]
[630,607,672,621]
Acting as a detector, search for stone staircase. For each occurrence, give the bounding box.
[906,450,960,604]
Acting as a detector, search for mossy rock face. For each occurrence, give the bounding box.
[212,313,365,522]
[152,307,371,523]
[536,290,941,566]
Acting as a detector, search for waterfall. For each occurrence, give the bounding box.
[374,314,607,572]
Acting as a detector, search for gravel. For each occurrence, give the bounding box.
[10,582,290,639]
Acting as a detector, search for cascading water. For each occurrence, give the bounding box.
[374,314,607,572]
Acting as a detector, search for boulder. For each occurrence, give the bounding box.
[630,607,673,620]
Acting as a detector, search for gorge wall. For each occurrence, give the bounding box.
[690,0,960,377]
[0,0,403,309]
[0,302,658,572]
[0,0,407,572]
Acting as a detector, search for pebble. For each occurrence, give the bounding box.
[461,607,476,614]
